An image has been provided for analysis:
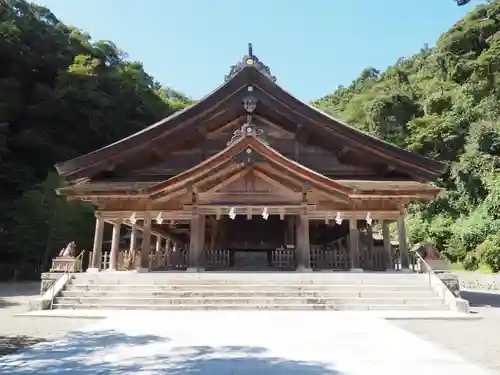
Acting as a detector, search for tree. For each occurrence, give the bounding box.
[315,0,500,271]
[0,0,191,279]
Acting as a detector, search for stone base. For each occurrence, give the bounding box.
[296,266,313,272]
[186,267,205,273]
[28,298,51,311]
[86,268,100,273]
[349,268,364,273]
[399,268,412,273]
[454,298,470,313]
[136,267,150,273]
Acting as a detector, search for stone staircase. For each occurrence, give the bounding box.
[51,272,450,311]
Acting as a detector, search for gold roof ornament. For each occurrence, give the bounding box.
[225,43,276,82]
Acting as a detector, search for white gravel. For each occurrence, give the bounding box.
[0,282,98,340]
[1,310,493,375]
[394,289,500,374]
[0,282,499,374]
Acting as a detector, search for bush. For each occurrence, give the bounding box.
[462,251,480,271]
[478,235,500,272]
[447,205,500,261]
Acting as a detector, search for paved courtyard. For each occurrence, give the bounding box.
[0,310,494,375]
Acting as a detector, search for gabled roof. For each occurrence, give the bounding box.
[57,123,442,201]
[54,46,447,182]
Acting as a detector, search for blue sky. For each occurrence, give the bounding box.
[34,0,475,100]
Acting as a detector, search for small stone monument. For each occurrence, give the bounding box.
[51,241,80,272]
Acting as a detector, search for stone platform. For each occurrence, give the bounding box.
[49,271,460,312]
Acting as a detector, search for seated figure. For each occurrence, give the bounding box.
[59,241,76,257]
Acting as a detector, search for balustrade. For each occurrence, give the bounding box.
[271,248,296,270]
[311,238,350,270]
[205,249,231,269]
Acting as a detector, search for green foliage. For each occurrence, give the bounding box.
[462,251,480,271]
[476,235,500,272]
[314,1,500,272]
[0,0,190,279]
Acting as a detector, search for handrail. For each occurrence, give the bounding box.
[412,250,453,292]
[49,250,85,309]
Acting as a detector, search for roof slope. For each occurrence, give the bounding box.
[54,47,447,182]
[57,123,442,201]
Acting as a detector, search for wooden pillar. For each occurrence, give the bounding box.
[397,215,409,269]
[139,212,151,272]
[382,220,393,270]
[130,223,138,252]
[295,215,311,271]
[109,221,121,271]
[89,215,105,272]
[349,218,361,270]
[155,235,162,253]
[366,224,374,270]
[188,215,206,271]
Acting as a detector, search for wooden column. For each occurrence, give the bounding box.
[89,215,105,272]
[295,215,311,271]
[139,212,151,272]
[109,221,121,271]
[366,224,374,270]
[130,223,138,252]
[155,235,162,253]
[397,215,410,269]
[382,221,393,270]
[188,215,206,271]
[349,218,361,270]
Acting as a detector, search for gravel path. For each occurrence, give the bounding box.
[394,289,500,374]
[1,282,499,373]
[0,282,98,349]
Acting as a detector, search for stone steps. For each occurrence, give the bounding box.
[54,296,444,306]
[59,290,437,298]
[65,284,429,292]
[51,272,450,311]
[73,277,427,286]
[51,303,449,311]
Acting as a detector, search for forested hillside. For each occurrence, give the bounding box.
[0,0,497,279]
[313,1,500,272]
[0,0,191,279]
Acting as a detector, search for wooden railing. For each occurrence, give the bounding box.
[271,248,296,270]
[311,239,350,270]
[50,251,85,273]
[205,249,231,269]
[48,250,86,308]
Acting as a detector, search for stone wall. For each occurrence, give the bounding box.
[456,271,500,291]
[40,272,62,294]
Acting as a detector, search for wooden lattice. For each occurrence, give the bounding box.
[271,249,296,270]
[205,249,231,269]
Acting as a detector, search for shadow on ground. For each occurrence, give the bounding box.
[0,299,20,308]
[0,282,39,298]
[0,330,342,374]
[461,290,500,308]
[0,336,47,356]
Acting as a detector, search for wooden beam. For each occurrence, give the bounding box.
[203,167,251,194]
[99,210,194,221]
[255,164,350,203]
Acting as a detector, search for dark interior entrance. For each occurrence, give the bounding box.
[217,215,289,269]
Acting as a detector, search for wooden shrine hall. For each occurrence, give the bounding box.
[54,44,446,273]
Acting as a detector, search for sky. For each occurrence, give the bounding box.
[34,0,476,100]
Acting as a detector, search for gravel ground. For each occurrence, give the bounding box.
[0,282,98,351]
[394,289,500,374]
[0,282,499,373]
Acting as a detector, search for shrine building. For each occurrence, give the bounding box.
[54,45,446,273]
